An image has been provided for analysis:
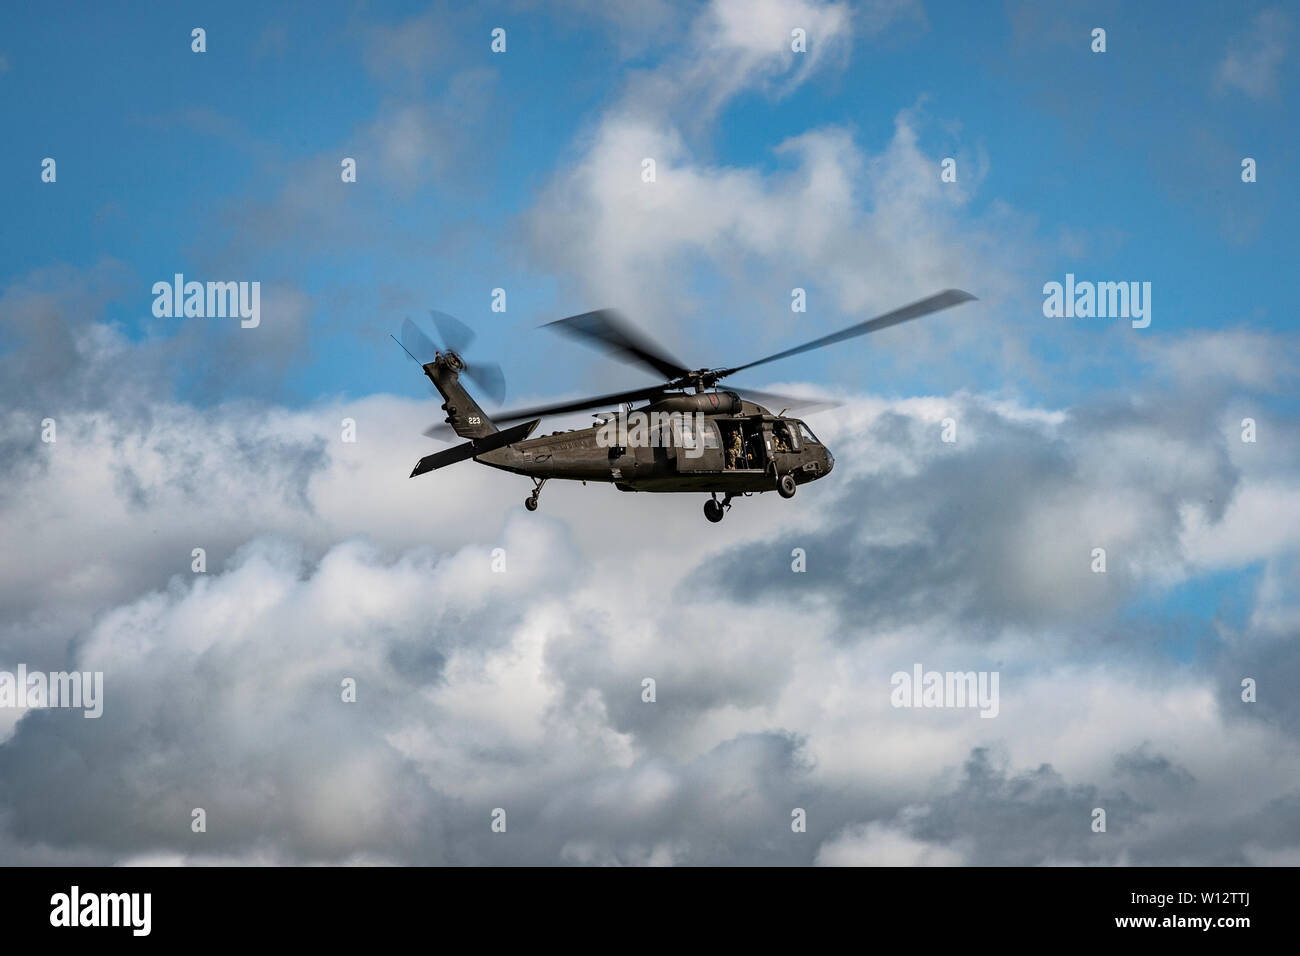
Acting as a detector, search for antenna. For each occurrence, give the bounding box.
[391,333,422,365]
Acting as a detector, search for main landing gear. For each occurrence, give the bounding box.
[525,477,547,512]
[704,476,796,521]
[703,492,735,523]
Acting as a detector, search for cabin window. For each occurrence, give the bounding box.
[674,417,718,450]
[798,422,820,444]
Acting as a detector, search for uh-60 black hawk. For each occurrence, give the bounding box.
[396,289,975,522]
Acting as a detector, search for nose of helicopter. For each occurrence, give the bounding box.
[824,447,834,473]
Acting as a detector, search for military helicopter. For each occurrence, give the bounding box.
[397,289,975,522]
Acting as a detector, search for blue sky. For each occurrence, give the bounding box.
[3,0,1295,410]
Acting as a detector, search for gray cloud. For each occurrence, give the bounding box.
[698,393,1239,639]
[1,361,1296,864]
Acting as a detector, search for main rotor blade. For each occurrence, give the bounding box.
[732,386,841,416]
[715,289,977,379]
[422,384,668,439]
[429,310,475,354]
[543,309,689,381]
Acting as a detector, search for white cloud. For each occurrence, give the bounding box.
[2,379,1298,863]
[524,0,1016,375]
[817,821,966,865]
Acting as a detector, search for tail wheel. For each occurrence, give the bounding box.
[524,495,539,511]
[703,499,724,523]
[777,474,797,498]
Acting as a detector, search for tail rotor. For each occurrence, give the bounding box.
[397,312,507,406]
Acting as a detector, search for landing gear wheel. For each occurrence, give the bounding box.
[524,477,547,512]
[777,473,797,498]
[703,499,724,523]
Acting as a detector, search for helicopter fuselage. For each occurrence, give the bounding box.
[473,394,834,494]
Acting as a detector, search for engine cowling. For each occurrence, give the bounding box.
[647,391,741,415]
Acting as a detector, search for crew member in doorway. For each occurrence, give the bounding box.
[728,428,744,469]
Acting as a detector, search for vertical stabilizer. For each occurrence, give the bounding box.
[424,354,497,440]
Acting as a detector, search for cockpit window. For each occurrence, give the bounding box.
[773,421,796,451]
[798,422,820,444]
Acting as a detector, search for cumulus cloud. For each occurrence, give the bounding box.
[2,325,1298,863]
[522,0,1024,393]
[817,820,966,866]
[528,114,1003,319]
[703,390,1240,635]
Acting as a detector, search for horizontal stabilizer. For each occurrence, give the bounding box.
[410,440,478,476]
[410,419,540,478]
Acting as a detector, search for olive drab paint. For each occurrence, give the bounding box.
[402,290,974,521]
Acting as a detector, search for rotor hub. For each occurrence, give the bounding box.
[675,368,724,392]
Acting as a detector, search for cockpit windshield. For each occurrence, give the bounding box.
[797,422,820,444]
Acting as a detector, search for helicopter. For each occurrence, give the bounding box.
[398,289,976,522]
